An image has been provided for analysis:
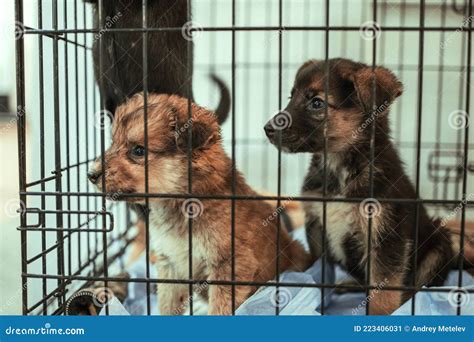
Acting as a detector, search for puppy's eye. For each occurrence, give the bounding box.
[131,145,146,157]
[307,97,326,111]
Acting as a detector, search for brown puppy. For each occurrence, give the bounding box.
[264,58,457,315]
[88,93,310,315]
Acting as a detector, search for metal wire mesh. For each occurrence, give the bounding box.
[13,0,473,316]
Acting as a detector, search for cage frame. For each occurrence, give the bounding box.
[13,0,474,316]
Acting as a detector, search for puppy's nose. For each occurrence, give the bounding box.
[264,121,276,137]
[87,170,102,184]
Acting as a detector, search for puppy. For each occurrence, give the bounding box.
[264,58,457,314]
[85,0,230,123]
[85,0,230,254]
[88,93,311,315]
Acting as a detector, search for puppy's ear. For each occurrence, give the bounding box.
[348,66,403,113]
[296,59,319,78]
[174,121,219,152]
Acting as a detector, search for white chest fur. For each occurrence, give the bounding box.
[148,202,207,278]
[303,154,358,264]
[304,200,355,264]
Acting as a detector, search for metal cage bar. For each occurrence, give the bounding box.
[12,0,473,316]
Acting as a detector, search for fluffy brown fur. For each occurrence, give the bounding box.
[89,93,311,315]
[264,58,459,315]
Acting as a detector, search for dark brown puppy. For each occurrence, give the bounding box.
[88,93,311,315]
[264,58,456,315]
[85,0,230,123]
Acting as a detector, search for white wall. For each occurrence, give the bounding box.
[194,0,473,201]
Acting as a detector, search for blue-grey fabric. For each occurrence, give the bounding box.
[100,228,474,316]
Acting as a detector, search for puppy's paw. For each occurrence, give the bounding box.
[157,284,189,315]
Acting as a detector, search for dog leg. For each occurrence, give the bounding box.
[366,249,407,315]
[207,263,256,315]
[366,272,403,315]
[157,259,188,315]
[305,216,324,261]
[208,284,254,315]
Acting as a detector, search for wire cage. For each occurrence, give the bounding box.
[13,0,473,316]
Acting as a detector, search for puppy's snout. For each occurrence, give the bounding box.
[264,121,276,138]
[87,170,102,184]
